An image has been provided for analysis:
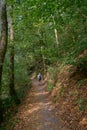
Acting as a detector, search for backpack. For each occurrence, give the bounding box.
[37,74,42,81]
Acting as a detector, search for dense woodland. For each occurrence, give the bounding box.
[0,0,87,129]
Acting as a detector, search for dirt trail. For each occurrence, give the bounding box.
[13,80,66,130]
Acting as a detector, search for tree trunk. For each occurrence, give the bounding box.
[0,66,3,123]
[40,38,46,79]
[0,0,8,123]
[53,16,59,46]
[9,5,20,104]
[54,28,59,46]
[41,46,46,79]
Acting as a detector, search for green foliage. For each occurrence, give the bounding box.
[1,83,31,129]
[47,66,58,92]
[75,56,87,72]
[0,123,6,130]
[59,86,65,97]
[47,66,58,79]
[53,95,59,103]
[78,79,86,89]
[75,92,79,97]
[77,98,87,111]
[69,91,73,96]
[1,51,10,98]
[0,0,87,126]
[47,83,53,92]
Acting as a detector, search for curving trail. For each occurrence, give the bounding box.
[13,79,66,130]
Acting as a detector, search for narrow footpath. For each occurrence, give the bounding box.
[12,79,66,130]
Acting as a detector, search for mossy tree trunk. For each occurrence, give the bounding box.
[0,0,8,123]
[9,5,20,104]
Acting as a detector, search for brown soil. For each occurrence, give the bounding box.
[7,79,67,130]
[51,65,87,130]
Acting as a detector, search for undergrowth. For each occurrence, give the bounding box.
[0,83,31,130]
[47,66,58,92]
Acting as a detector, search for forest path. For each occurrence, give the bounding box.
[13,79,66,130]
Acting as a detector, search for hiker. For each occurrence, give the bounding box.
[37,73,42,81]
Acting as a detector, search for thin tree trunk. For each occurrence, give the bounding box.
[0,0,8,123]
[53,16,59,46]
[41,46,45,79]
[40,36,46,79]
[54,28,59,46]
[9,5,20,104]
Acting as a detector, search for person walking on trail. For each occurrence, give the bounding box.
[37,73,42,81]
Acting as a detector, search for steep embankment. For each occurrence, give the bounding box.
[50,65,87,130]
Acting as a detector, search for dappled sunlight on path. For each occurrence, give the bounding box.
[13,79,66,130]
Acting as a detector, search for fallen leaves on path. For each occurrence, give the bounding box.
[6,80,66,130]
